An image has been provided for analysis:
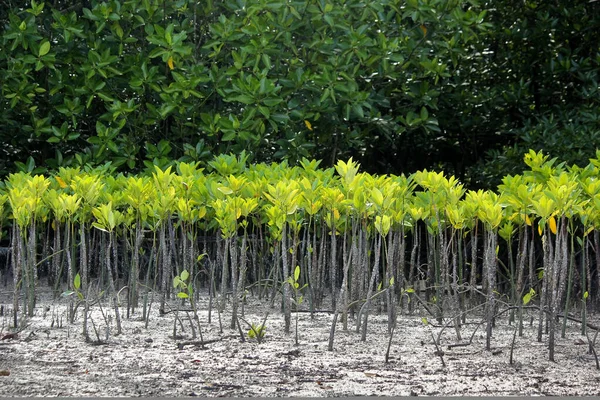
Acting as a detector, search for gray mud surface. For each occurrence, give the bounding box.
[1,290,600,397]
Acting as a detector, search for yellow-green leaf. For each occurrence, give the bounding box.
[39,41,51,57]
[55,176,67,189]
[371,188,384,208]
[180,269,189,281]
[548,216,557,234]
[217,186,233,195]
[523,288,535,305]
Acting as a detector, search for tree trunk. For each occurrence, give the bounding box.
[282,224,291,334]
[107,232,122,335]
[483,229,497,351]
[360,233,382,341]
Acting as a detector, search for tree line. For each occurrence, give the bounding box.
[0,0,599,188]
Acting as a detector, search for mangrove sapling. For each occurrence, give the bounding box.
[595,230,600,305]
[173,269,205,346]
[339,220,354,331]
[385,229,397,334]
[247,225,261,304]
[497,173,537,332]
[61,273,107,342]
[498,222,517,324]
[579,233,591,335]
[237,313,269,343]
[173,269,204,342]
[246,321,267,342]
[424,227,439,314]
[207,250,216,324]
[358,230,383,342]
[278,237,290,325]
[329,221,338,312]
[44,190,63,296]
[72,174,103,321]
[551,217,570,358]
[349,218,366,320]
[92,202,123,335]
[537,250,549,344]
[320,186,344,313]
[484,230,498,353]
[340,278,395,351]
[157,213,171,315]
[151,166,177,315]
[540,217,561,361]
[144,292,154,330]
[582,291,590,336]
[216,230,230,315]
[142,226,160,327]
[239,281,277,344]
[95,292,116,342]
[384,288,412,363]
[561,224,577,338]
[123,176,152,313]
[406,218,422,315]
[61,273,87,339]
[384,325,395,364]
[516,224,529,337]
[317,220,328,308]
[9,189,28,329]
[436,222,449,325]
[264,180,301,334]
[238,235,249,318]
[445,204,467,336]
[462,190,486,307]
[585,330,600,370]
[474,191,502,351]
[212,198,238,329]
[171,283,185,340]
[20,175,48,317]
[228,233,241,328]
[288,265,308,346]
[421,317,446,368]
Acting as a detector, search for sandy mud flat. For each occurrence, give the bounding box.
[1,291,599,397]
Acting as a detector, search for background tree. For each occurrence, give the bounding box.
[465,0,600,188]
[1,0,599,189]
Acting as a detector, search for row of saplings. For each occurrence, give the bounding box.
[0,150,599,365]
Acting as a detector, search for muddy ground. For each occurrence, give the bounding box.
[1,289,600,397]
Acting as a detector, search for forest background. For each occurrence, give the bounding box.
[0,0,599,188]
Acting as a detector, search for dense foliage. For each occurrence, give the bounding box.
[2,1,598,186]
[1,150,600,360]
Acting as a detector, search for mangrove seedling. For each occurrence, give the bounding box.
[61,273,106,343]
[173,269,204,344]
[287,265,308,345]
[247,323,267,341]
